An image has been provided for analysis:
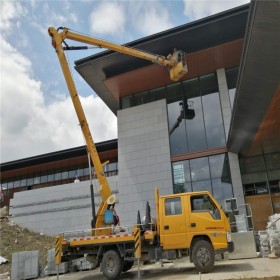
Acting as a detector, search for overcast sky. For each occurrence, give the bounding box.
[0,0,249,163]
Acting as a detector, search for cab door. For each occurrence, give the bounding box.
[188,194,227,247]
[160,196,190,249]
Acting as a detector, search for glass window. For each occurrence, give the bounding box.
[242,172,267,185]
[244,184,256,196]
[151,86,166,101]
[168,101,188,155]
[55,172,62,181]
[167,82,188,155]
[183,78,207,152]
[186,96,206,152]
[41,175,48,183]
[20,178,27,187]
[265,153,280,185]
[172,153,233,203]
[69,169,76,179]
[240,156,266,174]
[173,161,192,194]
[33,176,40,185]
[265,153,280,170]
[201,74,225,148]
[26,178,33,186]
[166,82,183,104]
[135,91,149,106]
[209,154,230,180]
[190,157,210,182]
[47,173,55,182]
[255,182,268,194]
[61,171,68,180]
[83,167,89,176]
[107,162,117,172]
[192,180,212,193]
[191,194,221,219]
[7,181,14,189]
[165,197,182,215]
[212,178,233,206]
[166,73,226,155]
[240,153,280,196]
[121,96,134,109]
[269,180,280,194]
[1,182,8,190]
[14,180,20,188]
[267,169,280,181]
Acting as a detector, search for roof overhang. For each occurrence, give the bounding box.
[228,0,280,156]
[75,4,249,115]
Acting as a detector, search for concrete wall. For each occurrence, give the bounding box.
[117,99,173,225]
[9,177,118,236]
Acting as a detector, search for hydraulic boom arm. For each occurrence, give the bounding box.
[48,27,187,231]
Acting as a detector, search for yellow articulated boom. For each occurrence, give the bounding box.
[48,26,188,233]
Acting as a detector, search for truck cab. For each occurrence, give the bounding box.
[158,191,233,272]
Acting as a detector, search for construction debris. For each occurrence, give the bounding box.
[258,214,280,258]
[0,218,54,275]
[0,257,8,265]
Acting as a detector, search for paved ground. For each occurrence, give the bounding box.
[43,257,280,280]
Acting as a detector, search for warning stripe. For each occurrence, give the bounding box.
[134,227,141,259]
[55,236,62,265]
[55,239,60,257]
[134,228,140,249]
[70,233,133,242]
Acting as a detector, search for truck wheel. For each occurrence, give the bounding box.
[101,250,123,280]
[122,260,134,272]
[192,240,214,273]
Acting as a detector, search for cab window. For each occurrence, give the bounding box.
[165,197,182,215]
[191,195,221,220]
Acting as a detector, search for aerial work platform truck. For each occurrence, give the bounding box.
[49,27,234,280]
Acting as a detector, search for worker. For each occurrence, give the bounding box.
[107,194,119,226]
[74,175,80,183]
[173,48,182,63]
[110,204,120,226]
[107,194,125,231]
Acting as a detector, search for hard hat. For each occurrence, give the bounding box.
[107,194,116,205]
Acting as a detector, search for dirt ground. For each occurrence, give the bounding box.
[0,218,279,279]
[43,258,280,280]
[0,218,54,275]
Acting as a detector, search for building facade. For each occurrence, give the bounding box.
[74,1,280,230]
[1,1,279,234]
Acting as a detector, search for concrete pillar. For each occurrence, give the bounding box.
[228,152,246,209]
[217,68,245,210]
[217,68,232,141]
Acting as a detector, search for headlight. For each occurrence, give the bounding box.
[226,231,232,242]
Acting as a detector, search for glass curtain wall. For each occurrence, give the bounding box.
[1,162,118,191]
[121,72,226,156]
[173,153,233,205]
[167,73,225,155]
[239,152,280,195]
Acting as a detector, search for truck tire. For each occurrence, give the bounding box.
[101,249,123,280]
[192,240,214,273]
[122,260,134,272]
